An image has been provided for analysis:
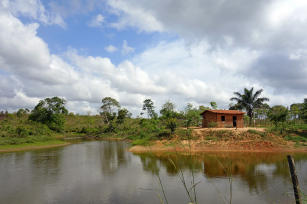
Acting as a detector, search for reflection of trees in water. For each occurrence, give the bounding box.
[136,152,307,193]
[99,141,130,175]
[30,148,64,176]
[136,153,203,176]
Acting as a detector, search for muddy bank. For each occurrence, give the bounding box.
[129,127,307,153]
[129,143,307,153]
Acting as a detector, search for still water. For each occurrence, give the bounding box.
[0,141,307,204]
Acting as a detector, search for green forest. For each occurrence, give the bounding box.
[0,88,307,148]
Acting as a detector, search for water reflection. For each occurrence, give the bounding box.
[134,152,307,194]
[0,141,307,204]
[99,141,130,175]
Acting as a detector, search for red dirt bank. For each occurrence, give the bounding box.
[129,128,307,153]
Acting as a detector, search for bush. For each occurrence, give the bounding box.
[208,122,217,128]
[166,118,177,134]
[29,97,67,132]
[247,129,267,137]
[15,126,29,138]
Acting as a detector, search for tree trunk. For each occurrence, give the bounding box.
[248,110,253,127]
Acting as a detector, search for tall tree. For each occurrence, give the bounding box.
[230,87,269,126]
[290,103,302,120]
[100,97,120,124]
[160,101,175,118]
[268,105,289,128]
[117,108,131,124]
[302,98,307,123]
[184,103,202,128]
[29,97,68,132]
[142,99,157,119]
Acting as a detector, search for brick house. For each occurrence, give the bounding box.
[200,110,245,128]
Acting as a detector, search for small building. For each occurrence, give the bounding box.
[200,110,245,128]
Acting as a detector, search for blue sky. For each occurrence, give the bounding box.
[0,0,307,114]
[27,0,178,65]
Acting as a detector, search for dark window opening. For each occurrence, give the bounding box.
[221,116,225,121]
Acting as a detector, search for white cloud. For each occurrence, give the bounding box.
[88,14,104,27]
[104,45,117,53]
[121,40,134,55]
[0,3,306,115]
[107,0,164,32]
[1,0,65,27]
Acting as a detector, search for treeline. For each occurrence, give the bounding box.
[1,87,307,146]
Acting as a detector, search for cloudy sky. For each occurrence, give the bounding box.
[0,0,306,115]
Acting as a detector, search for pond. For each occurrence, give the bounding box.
[0,141,306,204]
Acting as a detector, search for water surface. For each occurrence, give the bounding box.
[0,141,307,204]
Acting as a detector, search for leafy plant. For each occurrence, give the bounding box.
[208,122,218,128]
[230,87,269,126]
[29,97,68,132]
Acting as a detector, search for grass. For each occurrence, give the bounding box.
[0,140,68,151]
[247,129,267,137]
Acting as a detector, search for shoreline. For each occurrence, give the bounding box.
[0,140,70,153]
[129,142,307,154]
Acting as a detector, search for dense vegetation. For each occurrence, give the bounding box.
[0,87,307,148]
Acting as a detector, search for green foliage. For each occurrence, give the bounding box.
[166,118,177,134]
[29,97,67,132]
[142,99,157,119]
[302,98,307,123]
[184,103,202,128]
[100,97,120,124]
[284,135,307,143]
[229,103,242,110]
[0,115,55,145]
[160,101,176,118]
[117,108,131,124]
[210,101,218,109]
[208,122,218,128]
[175,128,192,140]
[199,105,210,112]
[230,87,269,126]
[16,108,29,118]
[247,129,267,137]
[132,138,151,146]
[268,105,288,126]
[101,97,120,113]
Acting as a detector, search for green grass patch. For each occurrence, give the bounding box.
[284,135,307,142]
[0,140,67,150]
[131,138,151,146]
[247,129,267,137]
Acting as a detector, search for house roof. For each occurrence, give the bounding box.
[200,110,245,115]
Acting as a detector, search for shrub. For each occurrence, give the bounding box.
[15,126,29,138]
[166,118,177,134]
[247,129,266,137]
[29,97,67,132]
[208,122,217,128]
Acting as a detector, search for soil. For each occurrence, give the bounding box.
[129,128,307,153]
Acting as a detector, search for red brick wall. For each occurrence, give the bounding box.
[202,112,244,128]
[202,112,217,127]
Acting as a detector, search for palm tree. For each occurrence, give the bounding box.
[230,87,269,126]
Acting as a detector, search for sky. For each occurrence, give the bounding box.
[0,0,307,115]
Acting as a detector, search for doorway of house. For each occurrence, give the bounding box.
[233,116,237,128]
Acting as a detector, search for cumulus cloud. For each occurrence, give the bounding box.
[107,0,307,96]
[1,1,307,115]
[88,14,104,27]
[104,45,117,53]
